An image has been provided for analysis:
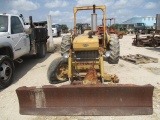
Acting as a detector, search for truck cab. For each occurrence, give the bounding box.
[134,23,146,34]
[0,13,30,59]
[52,24,61,37]
[0,13,48,88]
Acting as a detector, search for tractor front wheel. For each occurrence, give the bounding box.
[47,57,68,84]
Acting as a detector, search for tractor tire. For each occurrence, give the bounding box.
[47,57,68,84]
[36,42,47,58]
[107,34,120,64]
[0,55,14,88]
[61,35,71,56]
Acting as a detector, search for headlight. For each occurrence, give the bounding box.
[105,51,110,57]
[63,53,69,58]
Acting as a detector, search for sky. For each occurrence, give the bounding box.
[0,0,160,28]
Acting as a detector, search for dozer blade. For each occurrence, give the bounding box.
[16,84,154,116]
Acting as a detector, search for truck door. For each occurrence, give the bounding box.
[10,16,30,59]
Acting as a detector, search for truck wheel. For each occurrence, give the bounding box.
[36,42,47,58]
[61,35,71,56]
[56,33,58,37]
[0,55,14,88]
[107,34,120,64]
[47,57,68,84]
[58,32,61,37]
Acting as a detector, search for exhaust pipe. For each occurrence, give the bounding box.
[91,4,97,32]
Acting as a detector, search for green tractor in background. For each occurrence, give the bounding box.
[109,24,128,39]
[76,23,91,34]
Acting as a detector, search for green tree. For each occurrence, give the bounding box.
[61,24,68,31]
[109,24,118,29]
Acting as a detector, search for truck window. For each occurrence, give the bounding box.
[137,23,144,26]
[52,25,55,28]
[11,16,24,34]
[0,15,8,32]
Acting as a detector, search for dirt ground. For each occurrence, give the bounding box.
[0,34,160,120]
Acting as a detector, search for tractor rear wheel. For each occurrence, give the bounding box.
[47,57,68,84]
[61,35,71,56]
[107,34,120,64]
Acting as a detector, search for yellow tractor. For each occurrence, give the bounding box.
[48,5,119,84]
[16,5,154,116]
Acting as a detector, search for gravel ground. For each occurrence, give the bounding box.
[0,34,160,120]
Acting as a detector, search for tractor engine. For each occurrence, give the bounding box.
[73,34,99,60]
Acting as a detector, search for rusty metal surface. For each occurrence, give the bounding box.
[83,64,98,84]
[104,74,119,83]
[16,84,154,116]
[120,54,158,64]
[132,34,160,47]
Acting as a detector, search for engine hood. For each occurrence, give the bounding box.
[73,34,99,51]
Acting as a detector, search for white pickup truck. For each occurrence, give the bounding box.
[52,24,61,37]
[0,13,48,88]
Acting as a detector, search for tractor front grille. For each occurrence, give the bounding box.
[74,51,99,61]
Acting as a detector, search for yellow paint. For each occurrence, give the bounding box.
[70,35,73,43]
[84,30,92,34]
[106,34,110,44]
[72,61,100,65]
[75,65,99,70]
[73,5,106,36]
[73,35,99,51]
[69,5,109,81]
